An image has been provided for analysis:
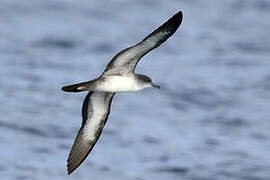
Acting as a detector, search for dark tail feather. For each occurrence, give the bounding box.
[61,81,94,93]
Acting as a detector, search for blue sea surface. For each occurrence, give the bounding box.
[0,0,270,179]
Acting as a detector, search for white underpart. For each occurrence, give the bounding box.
[98,75,144,92]
[83,92,107,141]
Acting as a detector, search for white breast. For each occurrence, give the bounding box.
[97,75,143,92]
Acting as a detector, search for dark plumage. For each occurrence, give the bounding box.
[62,11,183,174]
[67,92,115,174]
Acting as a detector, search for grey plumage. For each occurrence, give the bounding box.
[62,11,183,174]
[103,11,182,75]
[67,92,115,174]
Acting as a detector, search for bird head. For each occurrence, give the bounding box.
[136,74,160,89]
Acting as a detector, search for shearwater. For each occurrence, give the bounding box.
[62,11,183,174]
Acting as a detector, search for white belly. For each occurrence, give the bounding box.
[97,75,142,92]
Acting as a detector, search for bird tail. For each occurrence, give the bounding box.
[61,80,95,93]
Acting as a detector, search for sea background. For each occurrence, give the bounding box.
[1,0,270,179]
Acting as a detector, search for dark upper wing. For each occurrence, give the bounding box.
[67,91,115,174]
[103,11,183,75]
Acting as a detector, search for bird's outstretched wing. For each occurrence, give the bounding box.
[67,92,115,174]
[103,11,183,75]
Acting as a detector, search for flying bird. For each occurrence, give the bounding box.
[62,11,183,174]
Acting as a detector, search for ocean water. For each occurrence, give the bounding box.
[1,0,270,179]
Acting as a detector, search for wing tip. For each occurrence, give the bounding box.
[67,161,76,175]
[67,169,73,175]
[176,10,183,18]
[67,152,84,175]
[178,10,183,23]
[67,156,75,174]
[168,10,183,29]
